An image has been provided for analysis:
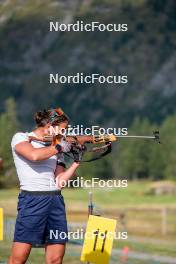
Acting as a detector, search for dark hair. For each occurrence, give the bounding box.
[34,109,69,127]
[34,110,50,127]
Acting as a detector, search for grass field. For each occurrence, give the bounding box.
[0,181,176,263]
[1,241,173,264]
[0,181,176,217]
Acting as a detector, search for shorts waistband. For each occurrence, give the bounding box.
[20,190,61,195]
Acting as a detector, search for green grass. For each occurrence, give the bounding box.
[63,181,176,208]
[1,239,176,263]
[0,181,176,217]
[0,240,80,263]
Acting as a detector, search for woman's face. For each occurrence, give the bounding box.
[58,121,68,129]
[43,123,52,136]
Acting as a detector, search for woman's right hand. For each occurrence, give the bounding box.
[73,161,80,168]
[53,136,71,153]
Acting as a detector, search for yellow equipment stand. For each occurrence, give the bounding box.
[0,208,3,240]
[81,215,117,264]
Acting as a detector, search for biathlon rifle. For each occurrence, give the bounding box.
[30,131,160,162]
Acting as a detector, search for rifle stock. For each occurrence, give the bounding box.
[42,134,117,145]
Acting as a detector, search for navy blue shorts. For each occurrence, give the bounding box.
[14,192,68,245]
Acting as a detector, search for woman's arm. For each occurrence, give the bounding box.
[15,141,58,161]
[55,162,80,189]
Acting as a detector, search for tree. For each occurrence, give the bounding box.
[0,98,19,187]
[77,152,114,181]
[115,118,154,180]
[148,141,165,180]
[160,115,176,180]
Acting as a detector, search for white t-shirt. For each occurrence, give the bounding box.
[11,132,65,191]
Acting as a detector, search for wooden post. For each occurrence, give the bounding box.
[161,207,167,236]
[87,191,94,264]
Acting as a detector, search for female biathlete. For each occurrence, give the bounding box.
[8,108,80,264]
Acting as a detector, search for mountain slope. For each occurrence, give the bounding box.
[0,0,176,128]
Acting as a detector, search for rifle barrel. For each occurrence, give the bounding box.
[116,135,156,139]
